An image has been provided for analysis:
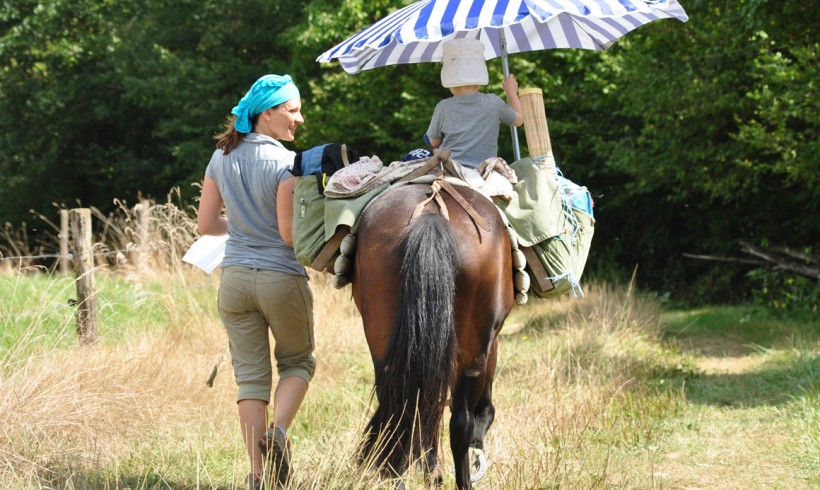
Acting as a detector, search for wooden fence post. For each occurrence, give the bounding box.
[60,209,69,274]
[137,199,151,272]
[69,208,99,345]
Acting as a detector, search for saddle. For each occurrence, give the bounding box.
[300,150,531,303]
[293,149,594,303]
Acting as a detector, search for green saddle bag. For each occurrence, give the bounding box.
[496,157,595,298]
[292,175,327,268]
[528,207,595,298]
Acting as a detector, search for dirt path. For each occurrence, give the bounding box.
[652,322,814,489]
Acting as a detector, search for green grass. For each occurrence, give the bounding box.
[661,305,818,407]
[662,305,820,349]
[651,305,819,488]
[789,391,820,483]
[1,273,78,354]
[1,271,220,358]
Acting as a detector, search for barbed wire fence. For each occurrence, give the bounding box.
[1,193,212,344]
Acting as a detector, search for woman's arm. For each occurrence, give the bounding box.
[277,176,295,247]
[197,176,228,235]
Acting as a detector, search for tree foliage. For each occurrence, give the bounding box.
[0,0,816,303]
[0,0,306,223]
[586,0,818,296]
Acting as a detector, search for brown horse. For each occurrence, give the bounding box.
[351,178,514,489]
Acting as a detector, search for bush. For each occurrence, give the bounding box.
[748,269,820,320]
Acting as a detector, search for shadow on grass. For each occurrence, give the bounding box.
[661,305,820,355]
[683,353,819,407]
[661,305,819,408]
[41,471,239,490]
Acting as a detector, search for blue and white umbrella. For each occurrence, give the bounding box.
[317,0,688,158]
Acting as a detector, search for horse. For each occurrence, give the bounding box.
[351,170,515,489]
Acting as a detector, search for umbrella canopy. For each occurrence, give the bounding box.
[316,0,689,160]
[317,0,689,74]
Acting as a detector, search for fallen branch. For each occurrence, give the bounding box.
[684,243,820,281]
[739,241,820,280]
[681,253,765,266]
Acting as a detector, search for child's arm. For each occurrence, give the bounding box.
[502,74,525,127]
[426,104,444,148]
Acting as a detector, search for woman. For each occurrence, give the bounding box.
[197,74,311,489]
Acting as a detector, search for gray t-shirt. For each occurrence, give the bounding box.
[205,133,306,276]
[425,92,517,168]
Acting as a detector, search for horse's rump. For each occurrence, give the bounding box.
[352,183,514,480]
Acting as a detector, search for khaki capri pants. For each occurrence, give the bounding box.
[218,266,315,403]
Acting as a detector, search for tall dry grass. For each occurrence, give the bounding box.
[0,187,199,276]
[0,198,685,489]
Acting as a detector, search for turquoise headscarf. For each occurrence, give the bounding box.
[231,74,300,134]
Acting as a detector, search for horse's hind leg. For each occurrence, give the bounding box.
[452,346,500,489]
[451,337,500,489]
[466,338,498,483]
[471,338,499,452]
[450,373,479,490]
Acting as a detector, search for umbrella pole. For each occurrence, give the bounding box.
[499,30,521,162]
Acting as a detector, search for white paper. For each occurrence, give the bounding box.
[182,234,228,273]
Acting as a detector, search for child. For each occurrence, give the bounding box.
[425,38,524,169]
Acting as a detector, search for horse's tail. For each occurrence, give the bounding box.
[363,212,457,474]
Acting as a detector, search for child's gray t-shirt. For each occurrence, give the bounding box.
[205,133,306,276]
[426,92,517,168]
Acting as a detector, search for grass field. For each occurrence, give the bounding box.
[1,199,817,489]
[1,264,817,489]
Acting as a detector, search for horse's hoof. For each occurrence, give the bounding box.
[469,447,487,483]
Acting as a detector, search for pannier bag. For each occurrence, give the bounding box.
[528,200,595,298]
[291,143,358,267]
[497,158,595,299]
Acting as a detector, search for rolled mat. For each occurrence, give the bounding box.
[519,88,554,168]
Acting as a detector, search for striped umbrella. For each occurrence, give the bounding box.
[317,0,689,158]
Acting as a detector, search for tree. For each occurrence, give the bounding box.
[0,0,308,228]
[1,0,816,306]
[565,0,818,299]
